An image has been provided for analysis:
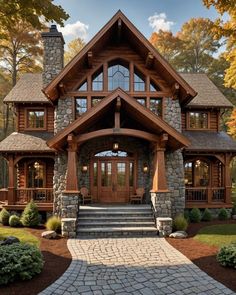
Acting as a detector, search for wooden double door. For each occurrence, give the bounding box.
[91,158,135,203]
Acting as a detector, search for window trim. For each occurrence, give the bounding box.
[187,111,210,130]
[184,158,211,187]
[25,107,47,131]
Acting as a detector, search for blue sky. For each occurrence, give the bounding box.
[54,0,219,45]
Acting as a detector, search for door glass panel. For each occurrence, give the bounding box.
[93,162,98,186]
[101,162,112,187]
[129,162,134,187]
[117,162,126,187]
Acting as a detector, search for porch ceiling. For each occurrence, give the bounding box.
[47,88,190,151]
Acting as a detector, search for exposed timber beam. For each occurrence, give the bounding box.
[117,18,122,43]
[171,83,180,99]
[145,52,154,69]
[87,51,93,68]
[58,82,66,96]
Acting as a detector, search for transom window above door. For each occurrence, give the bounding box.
[94,150,131,157]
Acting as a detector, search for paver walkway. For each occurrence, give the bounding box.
[39,237,235,295]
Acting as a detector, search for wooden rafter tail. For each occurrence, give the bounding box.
[87,51,93,68]
[58,82,66,96]
[145,52,154,69]
[171,83,180,99]
[117,18,122,43]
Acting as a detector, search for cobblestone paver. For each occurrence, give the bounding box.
[39,237,235,295]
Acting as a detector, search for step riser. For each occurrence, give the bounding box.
[78,224,154,228]
[77,231,157,237]
[79,213,153,218]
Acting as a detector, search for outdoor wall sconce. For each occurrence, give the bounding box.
[113,142,119,150]
[82,165,88,173]
[143,164,149,173]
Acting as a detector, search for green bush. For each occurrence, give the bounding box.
[232,202,236,216]
[21,201,40,227]
[217,243,236,268]
[46,216,61,233]
[173,214,188,231]
[9,215,22,227]
[184,210,190,222]
[218,208,229,220]
[0,208,10,225]
[0,243,44,285]
[201,208,212,222]
[189,208,201,223]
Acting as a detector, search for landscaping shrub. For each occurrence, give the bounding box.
[9,215,22,227]
[218,208,229,220]
[173,214,188,231]
[189,208,201,223]
[201,208,212,222]
[46,216,61,233]
[232,202,236,216]
[217,243,236,268]
[0,243,44,285]
[21,200,40,227]
[184,210,190,222]
[0,208,10,225]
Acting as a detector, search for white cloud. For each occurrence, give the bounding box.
[148,13,174,32]
[59,20,89,40]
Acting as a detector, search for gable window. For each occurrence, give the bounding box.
[92,97,103,107]
[184,160,209,187]
[75,97,87,117]
[189,112,208,129]
[150,80,160,92]
[78,80,87,91]
[92,70,103,91]
[134,69,145,91]
[27,109,45,129]
[136,97,146,106]
[108,63,129,91]
[27,161,45,188]
[150,98,162,116]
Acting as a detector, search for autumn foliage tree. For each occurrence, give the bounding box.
[64,38,85,65]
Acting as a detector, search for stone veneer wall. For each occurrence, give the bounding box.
[54,97,74,133]
[151,98,185,218]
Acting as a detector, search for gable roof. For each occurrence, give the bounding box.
[4,74,49,104]
[43,10,196,104]
[181,73,233,108]
[47,88,190,150]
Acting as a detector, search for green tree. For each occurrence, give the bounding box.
[64,38,85,65]
[0,0,69,29]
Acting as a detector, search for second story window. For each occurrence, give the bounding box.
[75,97,87,117]
[150,98,162,116]
[108,63,129,91]
[27,109,45,129]
[134,69,145,91]
[189,112,208,129]
[92,70,103,91]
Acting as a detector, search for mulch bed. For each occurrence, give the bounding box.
[0,227,72,295]
[166,220,236,292]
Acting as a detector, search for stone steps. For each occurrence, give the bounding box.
[77,204,157,237]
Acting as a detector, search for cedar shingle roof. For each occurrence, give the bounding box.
[3,74,49,103]
[0,132,54,152]
[180,73,233,108]
[183,131,236,152]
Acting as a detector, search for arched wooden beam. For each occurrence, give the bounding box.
[76,128,159,144]
[14,155,55,166]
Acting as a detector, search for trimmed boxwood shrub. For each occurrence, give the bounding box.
[173,214,188,231]
[0,208,10,225]
[189,208,201,223]
[46,216,61,233]
[218,208,229,220]
[217,243,236,268]
[9,215,22,227]
[21,200,40,227]
[0,243,44,285]
[201,208,212,222]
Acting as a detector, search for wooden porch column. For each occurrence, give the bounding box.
[8,155,15,205]
[224,153,232,204]
[66,134,79,191]
[151,136,168,192]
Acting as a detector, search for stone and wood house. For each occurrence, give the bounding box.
[0,11,235,222]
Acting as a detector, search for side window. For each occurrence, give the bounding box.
[27,109,45,129]
[189,112,208,129]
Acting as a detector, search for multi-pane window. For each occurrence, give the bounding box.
[108,64,129,91]
[189,112,208,129]
[150,80,160,91]
[92,71,103,91]
[75,97,87,117]
[78,80,87,91]
[135,97,146,106]
[134,70,145,91]
[184,160,209,187]
[150,98,162,116]
[28,161,44,188]
[27,110,45,129]
[92,97,103,107]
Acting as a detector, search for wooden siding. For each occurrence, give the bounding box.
[16,104,54,132]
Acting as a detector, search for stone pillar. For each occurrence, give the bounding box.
[151,191,171,217]
[156,217,172,237]
[41,24,65,86]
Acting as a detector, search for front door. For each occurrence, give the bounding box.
[91,154,135,203]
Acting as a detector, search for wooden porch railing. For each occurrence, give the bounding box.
[16,188,53,203]
[186,187,225,203]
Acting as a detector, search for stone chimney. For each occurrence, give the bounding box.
[41,24,65,86]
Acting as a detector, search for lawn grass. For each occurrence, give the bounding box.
[0,226,39,247]
[194,224,236,248]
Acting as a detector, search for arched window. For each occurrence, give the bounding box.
[92,69,103,91]
[184,160,209,187]
[108,62,129,91]
[27,161,45,188]
[94,150,129,157]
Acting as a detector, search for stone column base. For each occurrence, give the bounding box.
[61,218,77,238]
[156,217,172,237]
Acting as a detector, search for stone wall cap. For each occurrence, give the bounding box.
[61,218,76,222]
[156,217,172,221]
